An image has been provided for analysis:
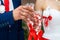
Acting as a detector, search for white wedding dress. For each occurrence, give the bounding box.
[42,6,60,40]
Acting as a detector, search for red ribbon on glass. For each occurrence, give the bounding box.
[28,23,37,40]
[28,23,48,40]
[43,16,52,27]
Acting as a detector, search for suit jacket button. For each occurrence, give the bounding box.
[9,25,11,28]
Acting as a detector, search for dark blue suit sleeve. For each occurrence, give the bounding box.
[0,11,14,26]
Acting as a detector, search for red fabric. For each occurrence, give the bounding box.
[28,24,49,40]
[4,0,9,12]
[48,16,52,20]
[44,18,48,27]
[38,30,44,38]
[28,29,37,40]
[28,23,37,40]
[29,23,33,29]
[43,16,52,27]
